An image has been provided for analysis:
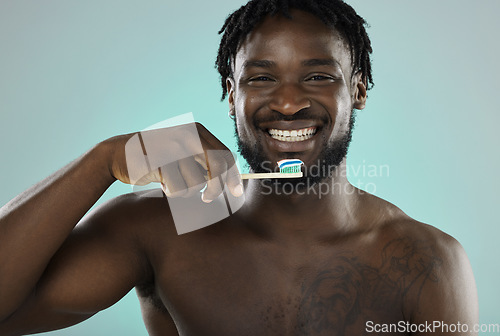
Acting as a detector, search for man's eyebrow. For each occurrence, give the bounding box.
[241,58,341,70]
[301,58,341,68]
[242,60,276,69]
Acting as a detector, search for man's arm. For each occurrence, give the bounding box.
[408,234,478,336]
[0,192,152,335]
[0,123,241,335]
[0,141,117,323]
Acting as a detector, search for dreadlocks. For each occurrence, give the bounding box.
[216,0,373,101]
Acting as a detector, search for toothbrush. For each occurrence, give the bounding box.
[241,159,303,179]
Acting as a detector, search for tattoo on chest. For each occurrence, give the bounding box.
[269,237,443,335]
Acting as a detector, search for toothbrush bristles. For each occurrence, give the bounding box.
[277,159,303,174]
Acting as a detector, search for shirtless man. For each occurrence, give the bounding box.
[0,0,478,335]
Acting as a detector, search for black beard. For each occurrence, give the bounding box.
[234,111,356,189]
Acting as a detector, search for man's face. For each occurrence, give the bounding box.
[227,10,366,180]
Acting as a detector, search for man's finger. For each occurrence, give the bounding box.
[223,152,243,197]
[201,151,227,203]
[178,157,207,198]
[160,162,188,198]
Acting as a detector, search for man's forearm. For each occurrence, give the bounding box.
[0,141,116,321]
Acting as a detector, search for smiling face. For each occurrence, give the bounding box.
[226,10,367,178]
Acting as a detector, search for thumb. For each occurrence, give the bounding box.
[225,158,244,198]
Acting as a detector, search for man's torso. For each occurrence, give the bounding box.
[130,191,443,336]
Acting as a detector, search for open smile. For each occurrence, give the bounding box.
[255,119,325,153]
[267,126,317,142]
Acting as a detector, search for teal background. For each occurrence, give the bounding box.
[1,0,498,334]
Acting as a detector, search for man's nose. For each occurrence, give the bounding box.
[268,83,311,115]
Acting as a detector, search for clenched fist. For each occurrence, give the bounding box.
[105,122,243,203]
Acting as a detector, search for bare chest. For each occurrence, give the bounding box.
[143,237,436,336]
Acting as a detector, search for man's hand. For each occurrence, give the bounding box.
[106,122,244,203]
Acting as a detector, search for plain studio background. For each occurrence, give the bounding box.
[0,1,498,334]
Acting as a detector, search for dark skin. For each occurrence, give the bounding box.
[0,10,478,336]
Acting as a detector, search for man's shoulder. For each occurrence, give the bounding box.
[372,198,467,269]
[103,188,171,211]
[370,201,477,323]
[84,188,177,241]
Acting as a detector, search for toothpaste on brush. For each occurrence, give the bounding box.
[241,159,303,179]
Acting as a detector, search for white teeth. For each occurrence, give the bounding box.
[267,127,317,142]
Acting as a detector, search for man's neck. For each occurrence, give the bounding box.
[236,160,364,246]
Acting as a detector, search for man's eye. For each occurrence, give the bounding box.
[249,76,272,82]
[307,75,332,81]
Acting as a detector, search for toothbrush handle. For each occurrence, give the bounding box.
[240,172,303,180]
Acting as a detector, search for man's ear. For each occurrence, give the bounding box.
[352,72,367,110]
[226,77,235,117]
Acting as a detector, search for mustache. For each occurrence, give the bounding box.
[253,109,330,124]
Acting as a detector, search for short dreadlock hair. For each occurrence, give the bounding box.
[216,0,373,101]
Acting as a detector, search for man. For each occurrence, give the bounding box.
[0,0,478,335]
